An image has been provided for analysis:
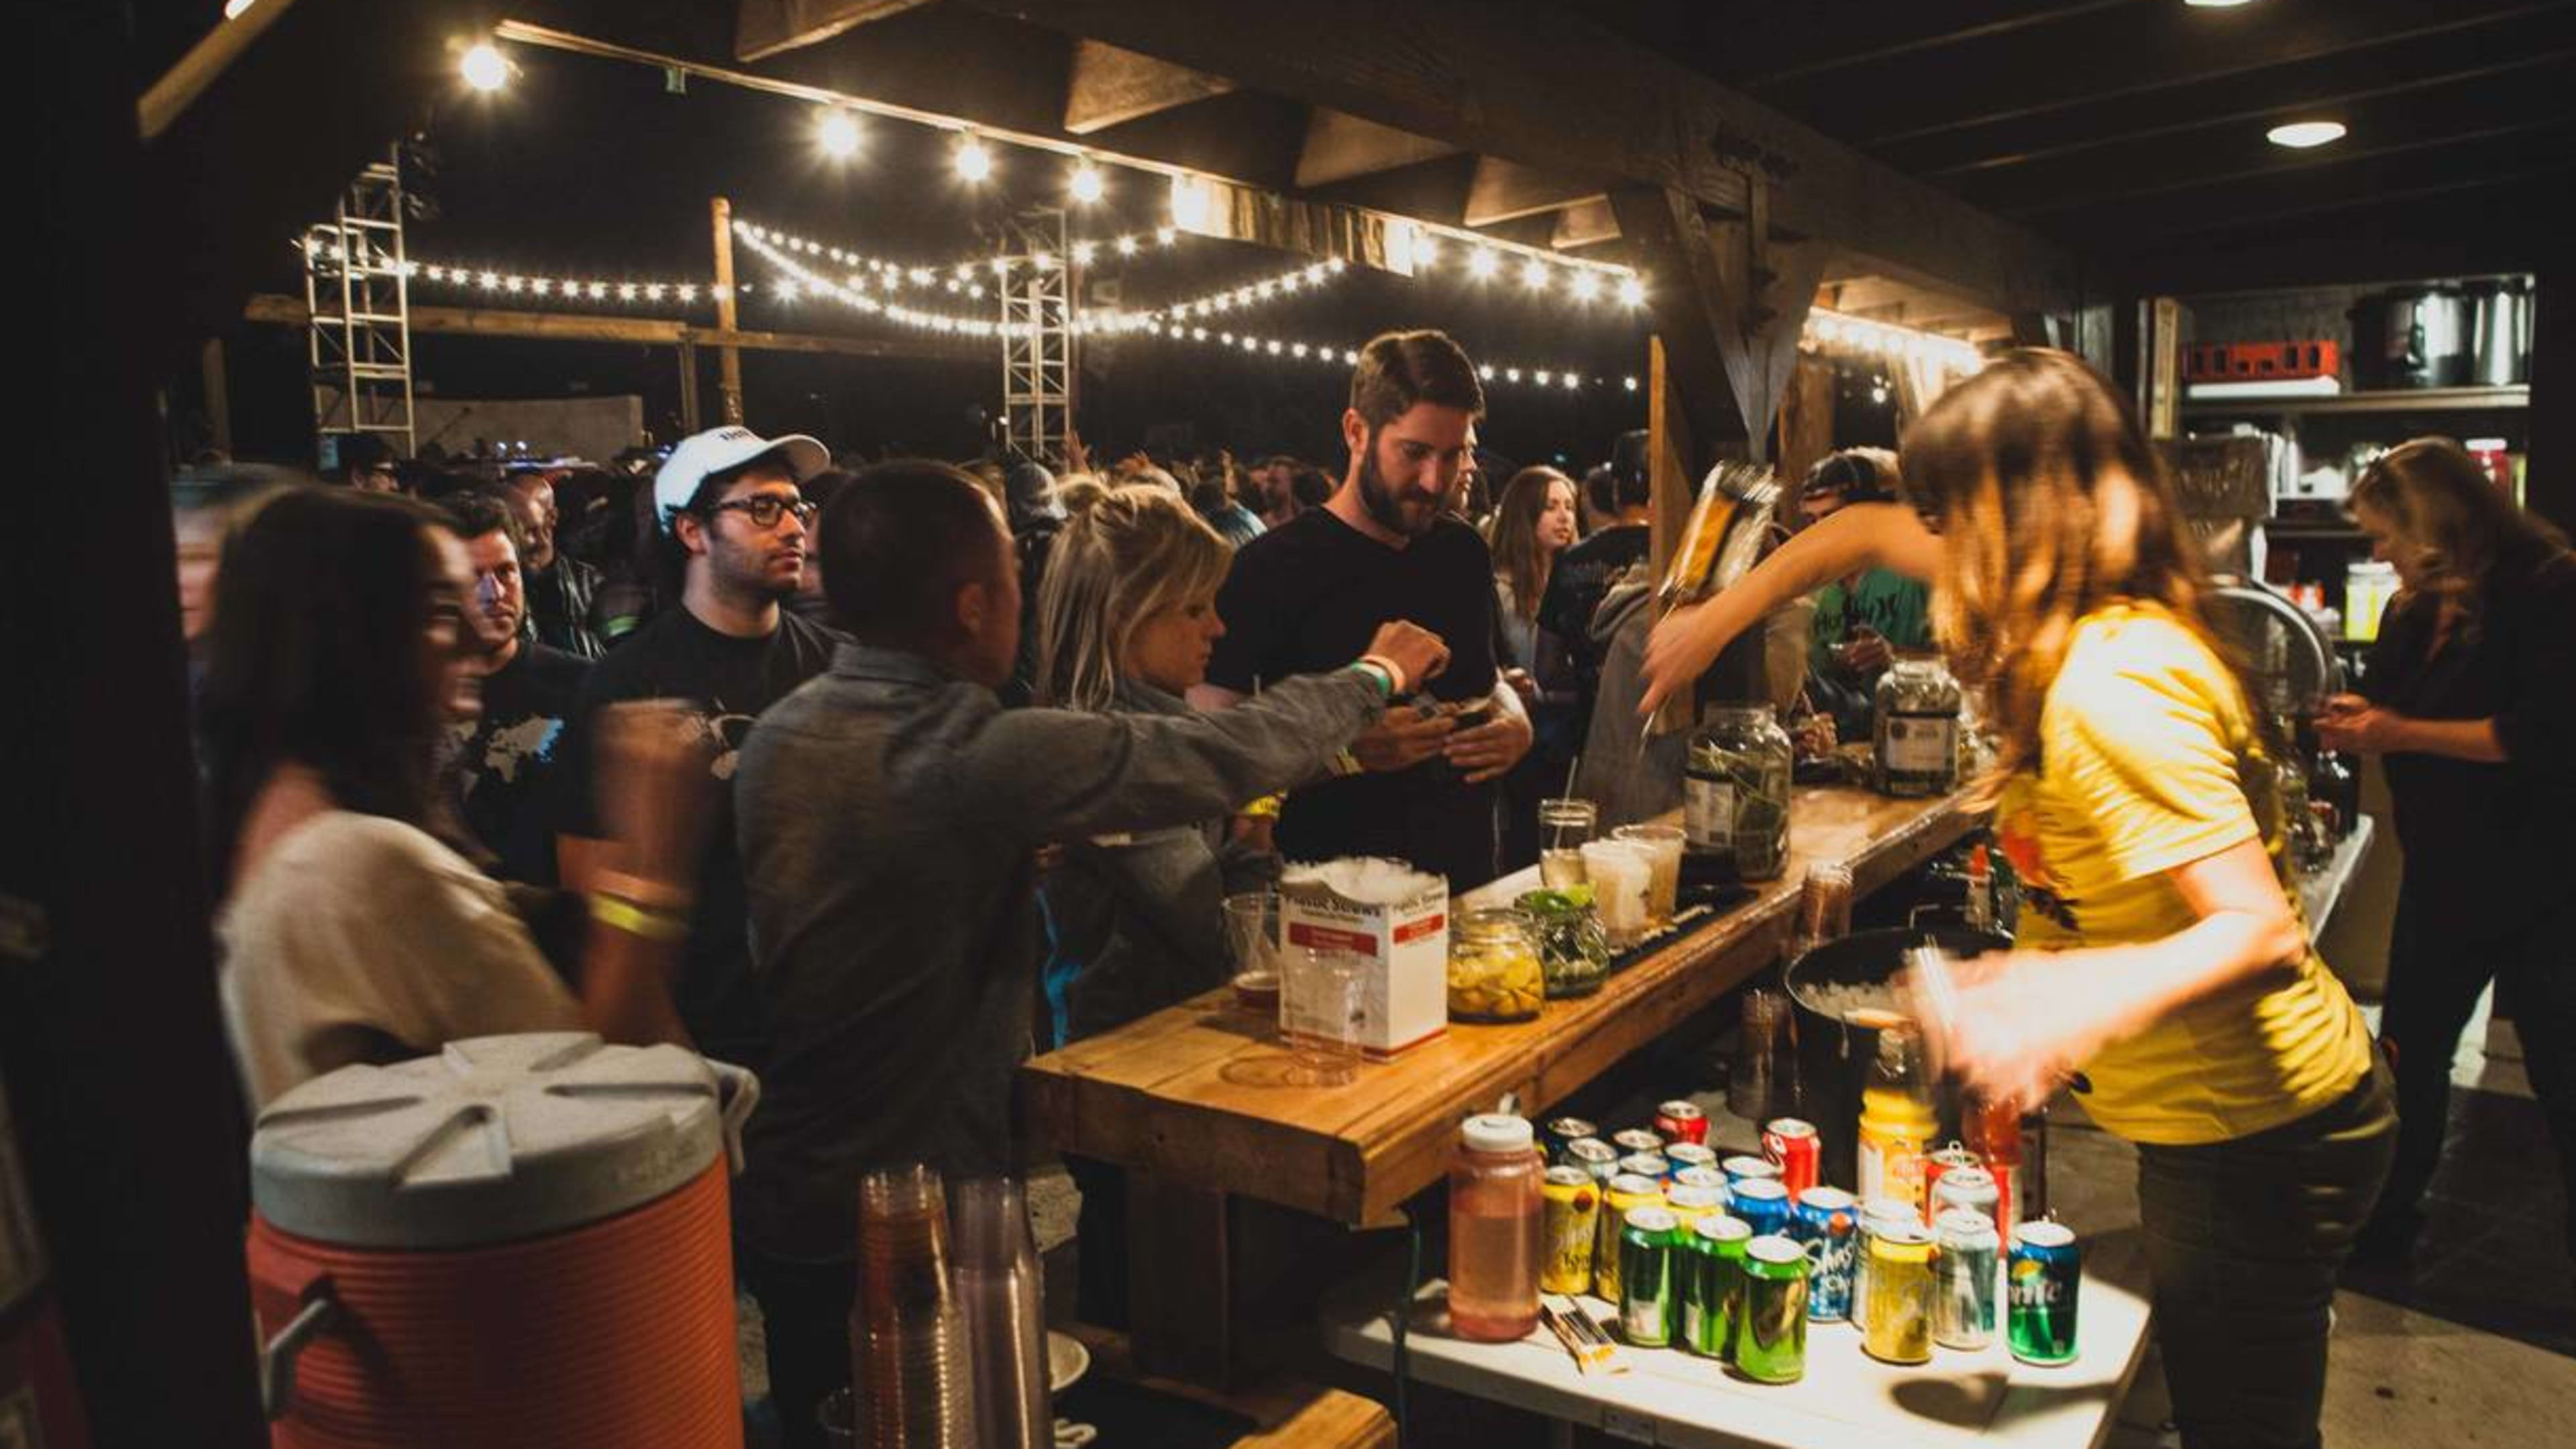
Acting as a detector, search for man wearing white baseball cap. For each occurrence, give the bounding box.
[550,425,843,1066]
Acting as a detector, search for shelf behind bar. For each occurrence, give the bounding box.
[2182,384,2528,418]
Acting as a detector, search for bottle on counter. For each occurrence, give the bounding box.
[1873,658,1964,797]
[1684,704,1794,881]
[1448,1113,1545,1342]
[1856,1025,1935,1216]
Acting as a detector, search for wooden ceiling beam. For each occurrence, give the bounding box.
[1062,39,1236,134]
[1461,156,1608,229]
[736,0,941,64]
[245,293,982,360]
[1550,199,1621,252]
[945,0,2078,314]
[1294,109,1462,189]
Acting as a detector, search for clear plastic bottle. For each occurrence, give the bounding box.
[1448,1114,1545,1341]
[1856,1026,1936,1216]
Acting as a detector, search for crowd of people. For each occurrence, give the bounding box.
[172,327,2573,1449]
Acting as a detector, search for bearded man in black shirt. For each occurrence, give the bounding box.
[1195,329,1534,890]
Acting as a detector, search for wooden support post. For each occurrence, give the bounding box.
[199,335,231,457]
[712,196,745,426]
[1128,1171,1232,1387]
[1774,355,1836,492]
[676,338,702,435]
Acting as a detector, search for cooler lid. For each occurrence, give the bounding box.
[250,1034,727,1249]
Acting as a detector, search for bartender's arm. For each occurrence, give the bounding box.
[2314,696,2508,763]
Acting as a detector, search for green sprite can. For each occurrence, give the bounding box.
[2007,1220,2080,1366]
[1680,1212,1751,1359]
[1618,1206,1680,1347]
[1731,1234,1811,1383]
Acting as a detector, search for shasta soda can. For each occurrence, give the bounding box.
[1923,1142,1982,1221]
[1931,1164,2002,1239]
[1595,1173,1666,1301]
[1612,1128,1666,1157]
[1619,1151,1673,1183]
[1791,1187,1860,1324]
[2007,1220,2081,1366]
[1566,1137,1621,1185]
[1732,1235,1812,1383]
[1541,1166,1602,1295]
[1664,1142,1720,1179]
[1665,1183,1727,1233]
[1849,1197,1919,1332]
[1618,1206,1681,1348]
[1545,1116,1599,1162]
[1681,1214,1751,1358]
[1860,1219,1937,1364]
[1672,1165,1731,1204]
[1721,1154,1783,1190]
[1761,1118,1821,1197]
[1654,1099,1710,1146]
[1730,1177,1792,1240]
[1932,1208,2002,1350]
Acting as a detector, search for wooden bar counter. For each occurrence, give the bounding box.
[1019,784,1980,1228]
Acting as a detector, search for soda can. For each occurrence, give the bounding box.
[1665,1183,1726,1233]
[1680,1214,1750,1358]
[1933,1208,2001,1350]
[1849,1197,1918,1332]
[1730,1177,1792,1240]
[1654,1099,1710,1146]
[1760,1118,1821,1197]
[1860,1219,1936,1364]
[1544,1116,1599,1162]
[1732,1235,1811,1383]
[1672,1165,1731,1203]
[1564,1137,1621,1185]
[1790,1187,1860,1323]
[1595,1173,1665,1302]
[2007,1220,2080,1366]
[1931,1164,2002,1239]
[1664,1142,1719,1178]
[1922,1142,1982,1221]
[1618,1151,1672,1183]
[1618,1207,1680,1348]
[1721,1154,1782,1190]
[1611,1128,1666,1157]
[1540,1166,1601,1296]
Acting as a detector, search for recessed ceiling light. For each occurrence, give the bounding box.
[2267,120,2348,149]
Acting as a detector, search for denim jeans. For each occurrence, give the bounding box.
[2135,1055,2396,1449]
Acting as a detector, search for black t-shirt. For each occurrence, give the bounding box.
[1207,507,1502,888]
[452,641,590,888]
[553,604,843,1069]
[1538,523,1652,730]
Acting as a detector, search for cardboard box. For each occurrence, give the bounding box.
[1279,858,1449,1059]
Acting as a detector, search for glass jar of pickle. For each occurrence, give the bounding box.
[1514,887,1611,998]
[1873,659,1964,798]
[1448,908,1546,1023]
[1685,705,1794,880]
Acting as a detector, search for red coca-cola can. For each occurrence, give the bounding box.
[1966,1098,2023,1228]
[1922,1141,1982,1222]
[1654,1100,1709,1147]
[1760,1117,1819,1195]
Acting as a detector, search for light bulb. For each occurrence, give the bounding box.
[461,42,508,93]
[955,138,994,181]
[1521,258,1551,289]
[1467,248,1499,280]
[816,109,861,158]
[1155,226,1179,246]
[2266,120,2347,149]
[1570,271,1601,302]
[1617,276,1646,307]
[1068,160,1105,203]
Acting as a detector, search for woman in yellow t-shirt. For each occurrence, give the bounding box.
[1643,350,2391,1449]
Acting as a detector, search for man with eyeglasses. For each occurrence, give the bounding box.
[551,425,843,1065]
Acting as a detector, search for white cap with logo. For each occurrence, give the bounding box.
[652,426,830,534]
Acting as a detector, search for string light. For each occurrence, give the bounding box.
[815,108,861,159]
[1080,256,1352,335]
[1068,160,1105,204]
[735,226,1019,338]
[1521,258,1551,290]
[953,137,994,182]
[460,42,509,93]
[1466,248,1499,281]
[1129,317,1598,392]
[302,239,731,307]
[1801,306,1984,373]
[1617,276,1646,307]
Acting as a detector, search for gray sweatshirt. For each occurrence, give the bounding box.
[733,643,1384,1261]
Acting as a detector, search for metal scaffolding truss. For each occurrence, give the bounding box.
[1000,209,1073,469]
[303,147,415,459]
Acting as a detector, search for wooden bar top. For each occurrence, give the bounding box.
[1018,785,1980,1226]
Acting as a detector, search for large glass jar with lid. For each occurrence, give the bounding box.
[1448,909,1546,1022]
[1684,704,1794,880]
[1873,658,1964,798]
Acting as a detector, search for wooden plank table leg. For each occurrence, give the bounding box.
[1128,1167,1233,1386]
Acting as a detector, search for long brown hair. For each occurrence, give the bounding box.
[1487,466,1573,621]
[1900,349,2264,797]
[2349,437,2569,619]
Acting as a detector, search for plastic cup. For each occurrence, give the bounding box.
[1279,947,1363,1086]
[1224,891,1278,975]
[1580,840,1654,947]
[1538,798,1599,888]
[1613,823,1686,926]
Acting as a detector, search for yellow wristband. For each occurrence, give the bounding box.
[590,891,688,943]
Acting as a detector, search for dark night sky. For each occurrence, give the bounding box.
[204,38,1666,475]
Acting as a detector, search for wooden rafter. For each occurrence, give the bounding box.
[1063,40,1237,134]
[1293,109,1461,189]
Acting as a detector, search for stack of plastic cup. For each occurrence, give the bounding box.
[852,1166,977,1448]
[949,1179,1050,1449]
